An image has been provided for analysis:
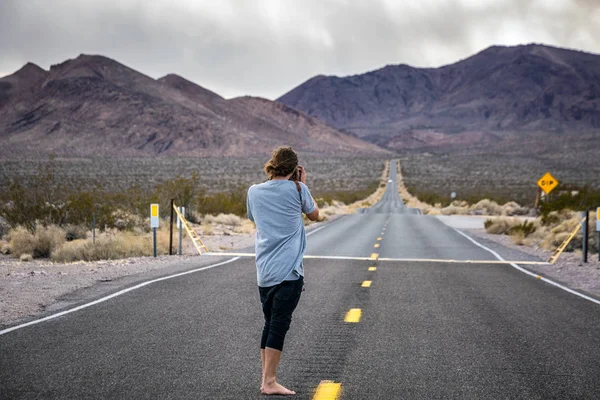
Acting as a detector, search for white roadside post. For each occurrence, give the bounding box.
[151,204,159,257]
[177,206,185,255]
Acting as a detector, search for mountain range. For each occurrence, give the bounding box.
[278,44,600,151]
[0,55,384,157]
[1,43,599,157]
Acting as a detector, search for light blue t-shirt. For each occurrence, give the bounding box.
[247,180,316,287]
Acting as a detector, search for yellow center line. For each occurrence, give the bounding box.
[313,380,342,400]
[361,280,372,288]
[370,253,379,260]
[368,266,377,271]
[344,308,362,323]
[377,237,382,241]
[374,244,380,248]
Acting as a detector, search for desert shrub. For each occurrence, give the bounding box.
[204,213,242,226]
[0,239,11,255]
[470,199,503,216]
[540,186,600,216]
[233,219,256,234]
[485,217,519,235]
[196,187,248,217]
[112,209,145,231]
[541,211,561,226]
[441,205,469,215]
[52,229,171,262]
[32,225,66,258]
[508,221,537,237]
[8,227,36,257]
[64,225,88,241]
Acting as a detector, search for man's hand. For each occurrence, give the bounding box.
[299,166,307,185]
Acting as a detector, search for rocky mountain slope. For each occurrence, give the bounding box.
[278,44,600,151]
[0,55,385,157]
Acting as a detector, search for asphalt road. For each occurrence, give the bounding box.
[2,161,600,399]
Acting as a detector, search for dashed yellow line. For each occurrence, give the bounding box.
[344,308,362,323]
[370,253,379,260]
[377,237,382,241]
[361,280,372,288]
[374,244,380,248]
[368,266,377,271]
[313,380,342,400]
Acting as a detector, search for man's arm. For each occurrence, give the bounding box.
[306,205,319,221]
[299,166,319,221]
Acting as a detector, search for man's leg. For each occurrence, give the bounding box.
[262,347,295,395]
[260,286,274,391]
[260,278,303,396]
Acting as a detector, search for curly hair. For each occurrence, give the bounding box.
[264,146,299,179]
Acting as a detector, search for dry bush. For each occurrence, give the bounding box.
[112,209,145,231]
[204,213,242,226]
[64,225,88,241]
[52,228,171,262]
[470,199,503,215]
[484,217,521,235]
[7,224,65,259]
[0,239,11,255]
[502,201,529,216]
[32,225,66,258]
[540,213,582,251]
[233,219,256,235]
[20,253,33,262]
[8,227,36,258]
[441,203,469,215]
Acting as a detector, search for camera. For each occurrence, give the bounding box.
[289,165,303,181]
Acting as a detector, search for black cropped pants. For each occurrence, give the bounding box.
[259,277,303,351]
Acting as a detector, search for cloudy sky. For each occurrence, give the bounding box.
[0,0,598,99]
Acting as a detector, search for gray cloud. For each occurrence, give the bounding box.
[1,0,598,99]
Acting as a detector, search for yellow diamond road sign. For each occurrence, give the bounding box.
[537,172,559,195]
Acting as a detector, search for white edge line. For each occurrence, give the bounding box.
[306,222,332,236]
[0,257,241,336]
[453,228,600,306]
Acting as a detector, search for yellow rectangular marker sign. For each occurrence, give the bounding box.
[150,204,159,228]
[537,172,559,195]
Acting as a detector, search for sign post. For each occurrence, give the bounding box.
[177,206,185,255]
[151,204,159,257]
[537,172,559,198]
[582,211,588,264]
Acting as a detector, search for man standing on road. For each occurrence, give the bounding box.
[247,146,320,396]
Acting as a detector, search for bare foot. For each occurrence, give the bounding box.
[261,381,296,396]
